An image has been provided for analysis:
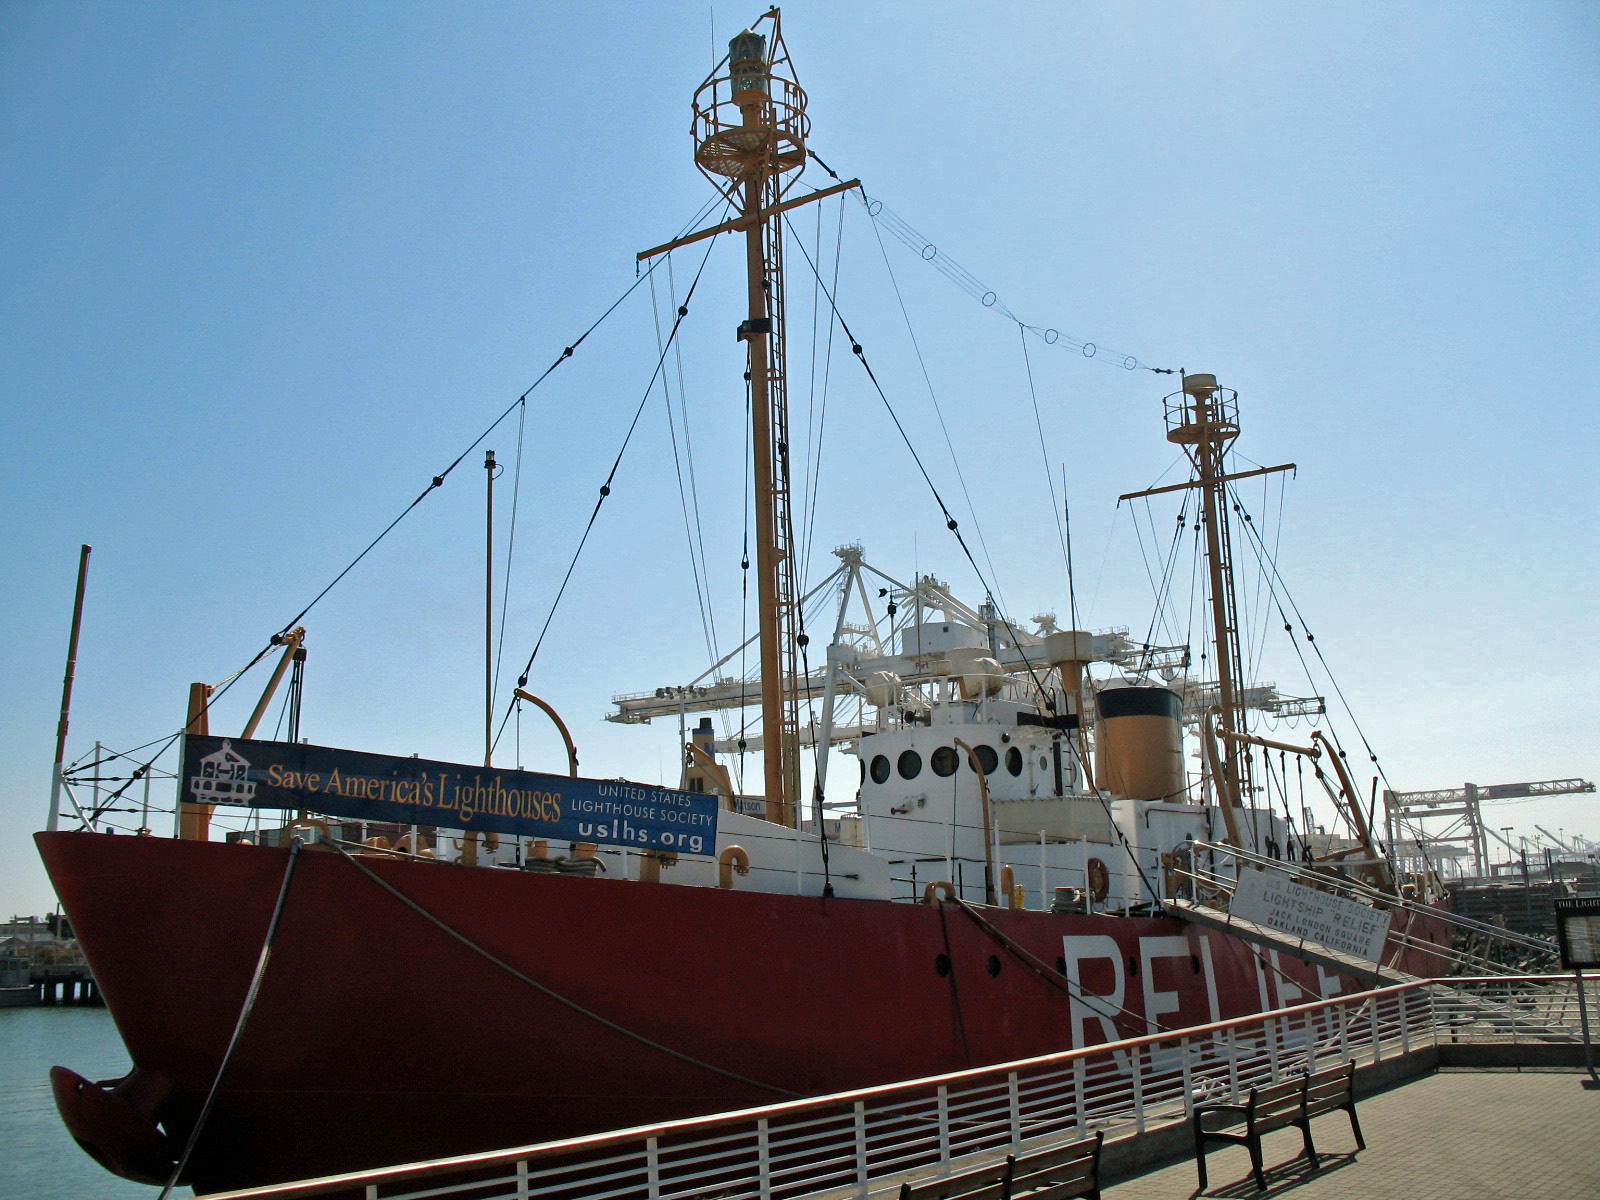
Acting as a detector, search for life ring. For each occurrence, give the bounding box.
[1086,857,1110,902]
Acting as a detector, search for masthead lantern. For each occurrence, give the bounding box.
[729,30,769,100]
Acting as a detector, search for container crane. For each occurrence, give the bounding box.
[1383,777,1595,879]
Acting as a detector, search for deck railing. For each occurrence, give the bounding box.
[187,972,1590,1200]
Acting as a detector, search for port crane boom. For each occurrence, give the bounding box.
[1384,777,1595,879]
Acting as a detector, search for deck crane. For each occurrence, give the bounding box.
[1383,777,1595,879]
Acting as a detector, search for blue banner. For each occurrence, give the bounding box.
[180,736,721,855]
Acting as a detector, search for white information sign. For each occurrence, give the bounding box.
[1230,868,1393,963]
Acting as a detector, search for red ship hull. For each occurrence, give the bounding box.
[37,830,1448,1192]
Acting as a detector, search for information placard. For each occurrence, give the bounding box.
[1553,898,1600,970]
[1230,867,1393,963]
[181,736,721,855]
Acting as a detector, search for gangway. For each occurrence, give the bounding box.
[1170,843,1577,1042]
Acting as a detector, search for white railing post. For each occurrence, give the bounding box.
[1072,1056,1087,1136]
[1368,996,1382,1063]
[937,1084,951,1167]
[854,1100,869,1195]
[757,1117,772,1200]
[1130,1042,1146,1131]
[516,1158,530,1200]
[1008,1070,1022,1147]
[1225,1023,1240,1096]
[1266,1014,1282,1081]
[1179,1035,1195,1118]
[647,1135,661,1200]
[1399,989,1412,1055]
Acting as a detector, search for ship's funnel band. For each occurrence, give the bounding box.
[1097,687,1183,721]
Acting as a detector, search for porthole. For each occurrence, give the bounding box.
[986,955,1002,978]
[1005,746,1023,776]
[898,749,923,780]
[970,744,999,776]
[935,953,952,977]
[931,746,959,777]
[1039,756,1049,771]
[869,755,891,784]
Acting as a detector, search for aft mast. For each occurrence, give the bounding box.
[1175,373,1252,811]
[1123,374,1294,831]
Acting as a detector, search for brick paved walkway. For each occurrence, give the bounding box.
[1106,1068,1600,1200]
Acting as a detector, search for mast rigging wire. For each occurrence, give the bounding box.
[798,193,847,590]
[810,153,1166,375]
[74,255,689,821]
[781,218,1061,711]
[1019,328,1071,587]
[493,399,527,701]
[848,209,1007,605]
[651,263,719,666]
[497,236,721,750]
[1224,480,1396,798]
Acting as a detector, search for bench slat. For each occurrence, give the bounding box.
[898,1132,1103,1200]
[1010,1132,1103,1200]
[899,1158,1011,1200]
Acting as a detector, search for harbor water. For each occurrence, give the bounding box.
[1,1005,150,1200]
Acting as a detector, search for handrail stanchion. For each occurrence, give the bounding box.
[1130,1042,1146,1131]
[757,1117,772,1200]
[646,1135,660,1200]
[1225,1020,1241,1096]
[1072,1055,1087,1137]
[853,1100,868,1195]
[1007,1070,1022,1147]
[1179,1032,1196,1118]
[936,1083,950,1166]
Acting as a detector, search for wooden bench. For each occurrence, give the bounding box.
[1302,1062,1364,1153]
[898,1131,1104,1200]
[1192,1062,1363,1191]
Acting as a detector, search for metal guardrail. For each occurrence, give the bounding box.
[190,973,1589,1200]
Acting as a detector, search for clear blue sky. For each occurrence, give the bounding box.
[3,1,1596,915]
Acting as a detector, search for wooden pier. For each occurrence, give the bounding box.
[34,964,100,1005]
